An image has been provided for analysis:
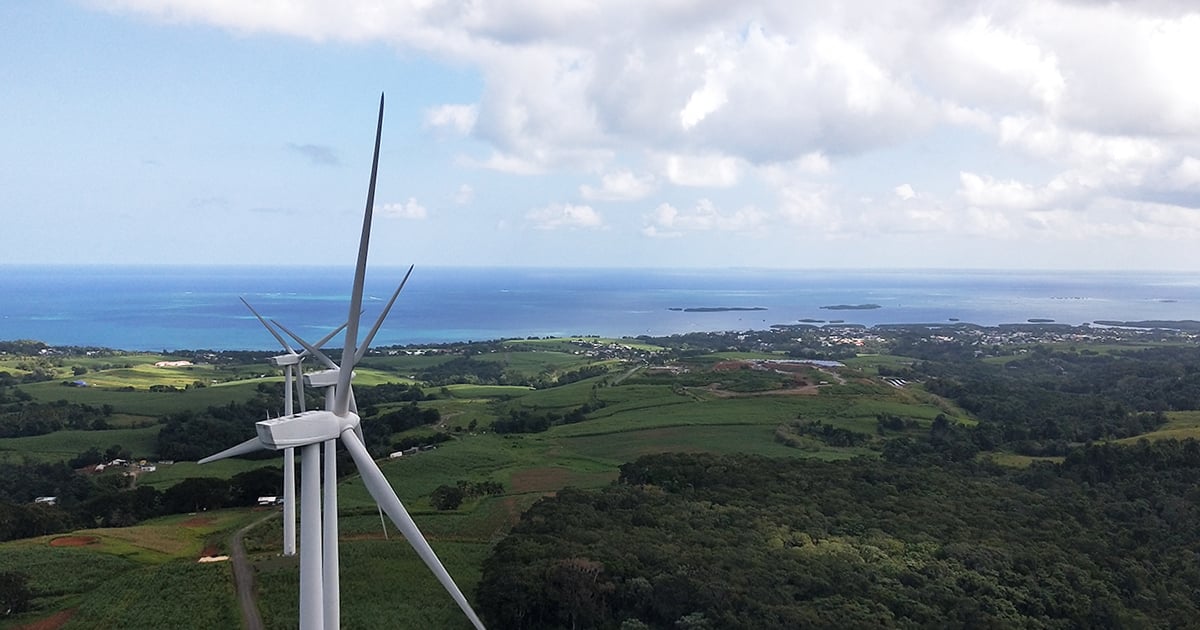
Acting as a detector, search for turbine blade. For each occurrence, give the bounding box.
[340,429,485,629]
[240,297,295,354]
[303,319,352,358]
[199,436,265,464]
[355,265,414,364]
[296,366,307,413]
[273,319,338,370]
[336,93,385,416]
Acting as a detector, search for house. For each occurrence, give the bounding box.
[139,465,157,473]
[257,496,283,506]
[33,496,57,505]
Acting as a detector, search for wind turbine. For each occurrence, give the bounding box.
[200,94,486,630]
[239,298,349,557]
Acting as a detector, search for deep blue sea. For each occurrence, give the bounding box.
[0,266,1197,351]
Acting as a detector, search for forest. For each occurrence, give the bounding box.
[478,444,1200,629]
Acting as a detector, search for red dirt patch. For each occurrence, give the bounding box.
[711,360,750,371]
[199,544,219,557]
[48,535,99,548]
[181,516,215,528]
[13,608,77,630]
[510,467,574,493]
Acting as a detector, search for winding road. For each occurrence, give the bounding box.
[229,512,276,630]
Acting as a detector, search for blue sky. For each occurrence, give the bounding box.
[3,1,1200,270]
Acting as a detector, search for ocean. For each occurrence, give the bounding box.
[1,266,1197,351]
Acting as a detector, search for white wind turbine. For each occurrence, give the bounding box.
[239,297,349,557]
[200,94,486,630]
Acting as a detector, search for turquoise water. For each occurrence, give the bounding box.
[0,266,1196,350]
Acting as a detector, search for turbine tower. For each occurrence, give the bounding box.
[200,94,485,630]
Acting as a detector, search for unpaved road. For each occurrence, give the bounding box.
[230,512,276,630]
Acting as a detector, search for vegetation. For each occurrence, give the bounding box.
[4,325,1200,628]
[478,446,1200,629]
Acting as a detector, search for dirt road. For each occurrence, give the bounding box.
[230,512,275,630]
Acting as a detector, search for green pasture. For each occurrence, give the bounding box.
[840,353,918,374]
[416,398,496,431]
[564,424,873,462]
[0,426,160,464]
[73,364,229,389]
[500,377,608,410]
[984,452,1066,468]
[440,383,534,399]
[358,353,456,374]
[1117,410,1200,443]
[0,509,254,628]
[135,460,278,489]
[255,540,488,630]
[17,379,263,415]
[697,351,788,362]
[472,349,594,374]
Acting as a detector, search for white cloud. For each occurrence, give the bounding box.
[378,198,427,219]
[644,199,766,235]
[526,203,603,230]
[1167,156,1200,190]
[777,186,839,229]
[90,0,1200,265]
[453,184,474,205]
[469,151,544,175]
[425,104,479,135]
[580,170,656,201]
[959,172,1044,211]
[661,153,742,187]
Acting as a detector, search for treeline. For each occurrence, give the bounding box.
[0,399,116,438]
[492,401,604,434]
[908,345,1200,453]
[478,445,1200,629]
[0,465,282,541]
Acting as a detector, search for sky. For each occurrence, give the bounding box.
[3,1,1200,271]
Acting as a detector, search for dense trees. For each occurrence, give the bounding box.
[478,447,1200,629]
[0,399,113,438]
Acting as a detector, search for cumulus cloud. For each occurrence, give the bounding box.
[379,198,427,219]
[526,203,603,230]
[643,199,766,237]
[93,0,1200,253]
[660,153,743,188]
[580,170,656,201]
[425,104,478,135]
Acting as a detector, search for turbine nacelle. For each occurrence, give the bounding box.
[305,368,347,389]
[256,410,360,450]
[270,353,302,367]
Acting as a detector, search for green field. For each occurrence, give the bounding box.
[0,510,256,628]
[1117,410,1200,443]
[0,426,160,464]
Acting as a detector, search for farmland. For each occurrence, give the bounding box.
[3,323,1200,628]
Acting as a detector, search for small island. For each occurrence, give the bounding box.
[668,306,768,313]
[1028,318,1056,323]
[820,303,882,310]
